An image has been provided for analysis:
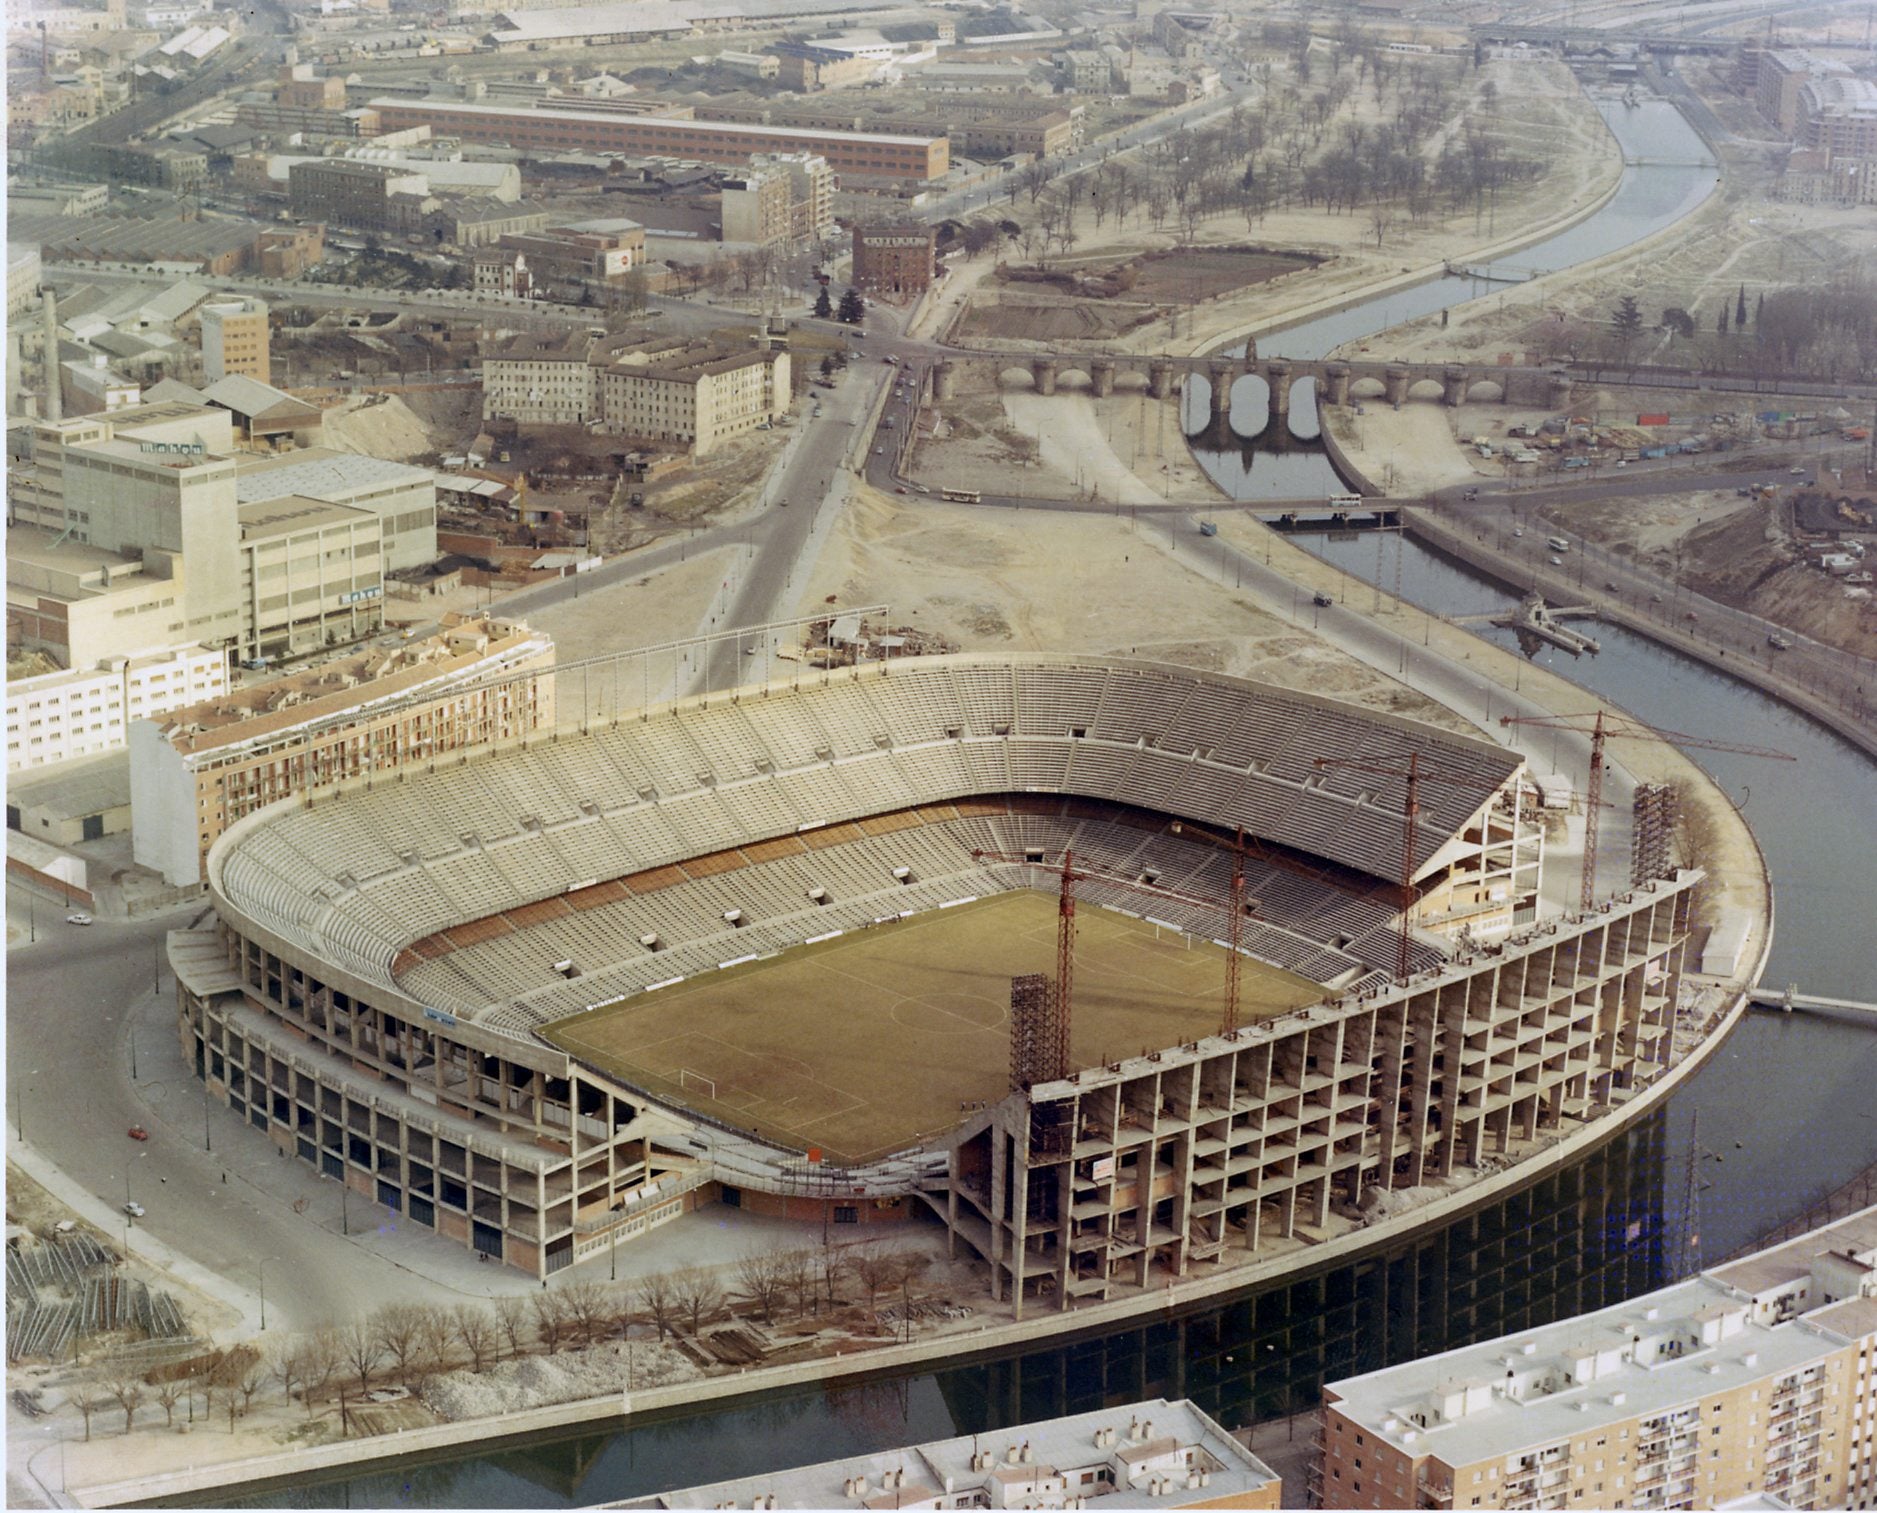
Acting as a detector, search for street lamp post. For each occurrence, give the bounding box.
[258,1258,268,1331]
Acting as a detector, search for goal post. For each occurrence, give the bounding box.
[677,1067,717,1100]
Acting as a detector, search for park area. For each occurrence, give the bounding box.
[543,890,1322,1164]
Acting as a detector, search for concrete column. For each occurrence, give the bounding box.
[1265,359,1292,429]
[1030,359,1057,396]
[1385,364,1411,408]
[1550,373,1574,409]
[932,360,956,401]
[1443,365,1469,407]
[1207,360,1236,421]
[1324,362,1351,408]
[1089,358,1115,398]
[1147,359,1173,400]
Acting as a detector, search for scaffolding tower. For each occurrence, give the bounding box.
[1631,781,1681,886]
[1009,973,1063,1092]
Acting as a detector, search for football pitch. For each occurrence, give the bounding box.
[541,890,1323,1165]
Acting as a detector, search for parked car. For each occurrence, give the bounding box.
[123,1201,145,1219]
[127,1126,149,1142]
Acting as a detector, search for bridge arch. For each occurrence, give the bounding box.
[1405,377,1447,404]
[1348,376,1387,401]
[995,365,1039,392]
[1465,378,1506,404]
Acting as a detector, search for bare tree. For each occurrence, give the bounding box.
[101,1371,144,1435]
[818,1241,847,1308]
[269,1341,304,1408]
[1367,203,1396,248]
[735,1253,790,1324]
[492,1296,529,1360]
[300,1327,340,1416]
[778,1249,817,1319]
[848,1243,902,1322]
[412,1305,455,1387]
[672,1268,723,1334]
[453,1304,497,1373]
[341,1319,383,1393]
[372,1303,427,1380]
[153,1377,186,1427]
[561,1279,611,1350]
[236,1358,266,1416]
[531,1290,570,1355]
[635,1273,680,1340]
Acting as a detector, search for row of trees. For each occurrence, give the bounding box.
[1606,278,1877,379]
[59,1241,933,1439]
[966,41,1525,263]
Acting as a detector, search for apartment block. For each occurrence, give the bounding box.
[199,295,270,383]
[130,615,554,885]
[6,643,227,772]
[852,222,936,297]
[481,328,788,454]
[720,152,833,246]
[1755,49,1852,134]
[1319,1207,1877,1511]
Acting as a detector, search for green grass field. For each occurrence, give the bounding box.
[541,891,1322,1165]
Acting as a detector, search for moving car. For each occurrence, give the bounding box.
[65,912,92,926]
[127,1126,149,1142]
[1312,591,1334,607]
[123,1202,144,1219]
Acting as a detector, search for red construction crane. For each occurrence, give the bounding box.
[1311,752,1524,984]
[1499,710,1795,911]
[1163,822,1256,1034]
[970,847,1261,1053]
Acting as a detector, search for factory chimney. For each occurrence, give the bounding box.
[42,289,62,422]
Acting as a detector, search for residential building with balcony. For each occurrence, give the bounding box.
[1319,1207,1877,1510]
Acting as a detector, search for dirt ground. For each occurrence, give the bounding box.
[525,545,749,664]
[911,382,1226,505]
[792,484,1477,734]
[955,246,1316,346]
[1546,485,1877,658]
[543,891,1320,1163]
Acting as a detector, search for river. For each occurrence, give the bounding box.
[191,92,1877,1510]
[1185,95,1720,499]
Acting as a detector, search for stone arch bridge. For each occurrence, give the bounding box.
[930,349,1572,434]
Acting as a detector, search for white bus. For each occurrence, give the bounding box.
[940,487,981,504]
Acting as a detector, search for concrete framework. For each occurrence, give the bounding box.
[173,655,1673,1289]
[946,875,1697,1318]
[930,348,1569,436]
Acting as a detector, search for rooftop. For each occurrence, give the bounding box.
[1707,1207,1877,1297]
[1328,1205,1877,1469]
[156,614,546,754]
[369,97,941,148]
[234,448,434,501]
[238,495,373,540]
[609,1398,1278,1509]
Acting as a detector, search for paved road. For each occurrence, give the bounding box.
[4,898,579,1333]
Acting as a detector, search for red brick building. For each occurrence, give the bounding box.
[851,223,936,298]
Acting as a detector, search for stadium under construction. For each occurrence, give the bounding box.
[172,653,1700,1315]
